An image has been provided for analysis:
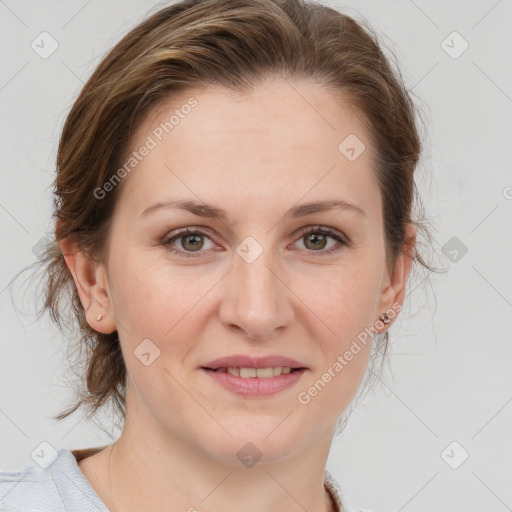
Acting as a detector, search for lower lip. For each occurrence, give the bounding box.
[202,368,307,397]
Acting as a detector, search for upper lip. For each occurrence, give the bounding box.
[202,355,307,370]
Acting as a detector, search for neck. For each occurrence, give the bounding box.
[104,394,338,512]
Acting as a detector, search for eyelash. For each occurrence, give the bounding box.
[161,225,348,259]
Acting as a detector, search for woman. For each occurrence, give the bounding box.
[0,0,435,510]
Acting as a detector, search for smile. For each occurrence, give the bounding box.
[212,366,297,378]
[202,367,307,397]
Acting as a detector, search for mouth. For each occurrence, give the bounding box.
[200,354,308,396]
[201,366,306,378]
[200,366,307,397]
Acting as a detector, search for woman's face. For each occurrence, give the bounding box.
[82,77,413,464]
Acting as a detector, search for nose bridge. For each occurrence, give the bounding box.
[221,234,292,338]
[238,245,276,300]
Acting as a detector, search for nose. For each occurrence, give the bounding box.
[218,243,294,340]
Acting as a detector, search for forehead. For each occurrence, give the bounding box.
[138,77,371,152]
[117,77,380,223]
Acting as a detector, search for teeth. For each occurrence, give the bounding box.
[240,367,257,378]
[219,367,294,378]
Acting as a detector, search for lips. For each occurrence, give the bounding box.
[202,354,307,371]
[200,354,308,397]
[202,366,307,397]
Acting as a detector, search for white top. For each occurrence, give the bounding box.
[0,447,374,511]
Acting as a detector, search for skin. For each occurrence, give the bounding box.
[60,77,416,512]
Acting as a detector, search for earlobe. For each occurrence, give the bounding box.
[59,236,117,334]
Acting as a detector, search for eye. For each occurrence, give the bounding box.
[161,225,348,258]
[161,227,217,258]
[292,226,348,256]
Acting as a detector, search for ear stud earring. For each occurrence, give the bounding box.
[96,314,103,322]
[379,313,390,324]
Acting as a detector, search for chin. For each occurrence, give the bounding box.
[199,420,305,467]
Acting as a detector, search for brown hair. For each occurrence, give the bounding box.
[14,0,440,426]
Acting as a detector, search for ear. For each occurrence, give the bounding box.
[59,236,117,334]
[375,223,417,331]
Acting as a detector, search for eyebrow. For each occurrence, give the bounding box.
[139,198,366,222]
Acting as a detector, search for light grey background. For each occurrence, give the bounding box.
[1,1,511,511]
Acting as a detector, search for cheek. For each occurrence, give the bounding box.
[295,267,379,402]
[108,252,186,323]
[298,263,382,338]
[108,253,219,363]
[299,277,375,413]
[296,330,371,425]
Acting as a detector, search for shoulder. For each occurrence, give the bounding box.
[324,469,376,512]
[0,447,109,512]
[0,458,58,511]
